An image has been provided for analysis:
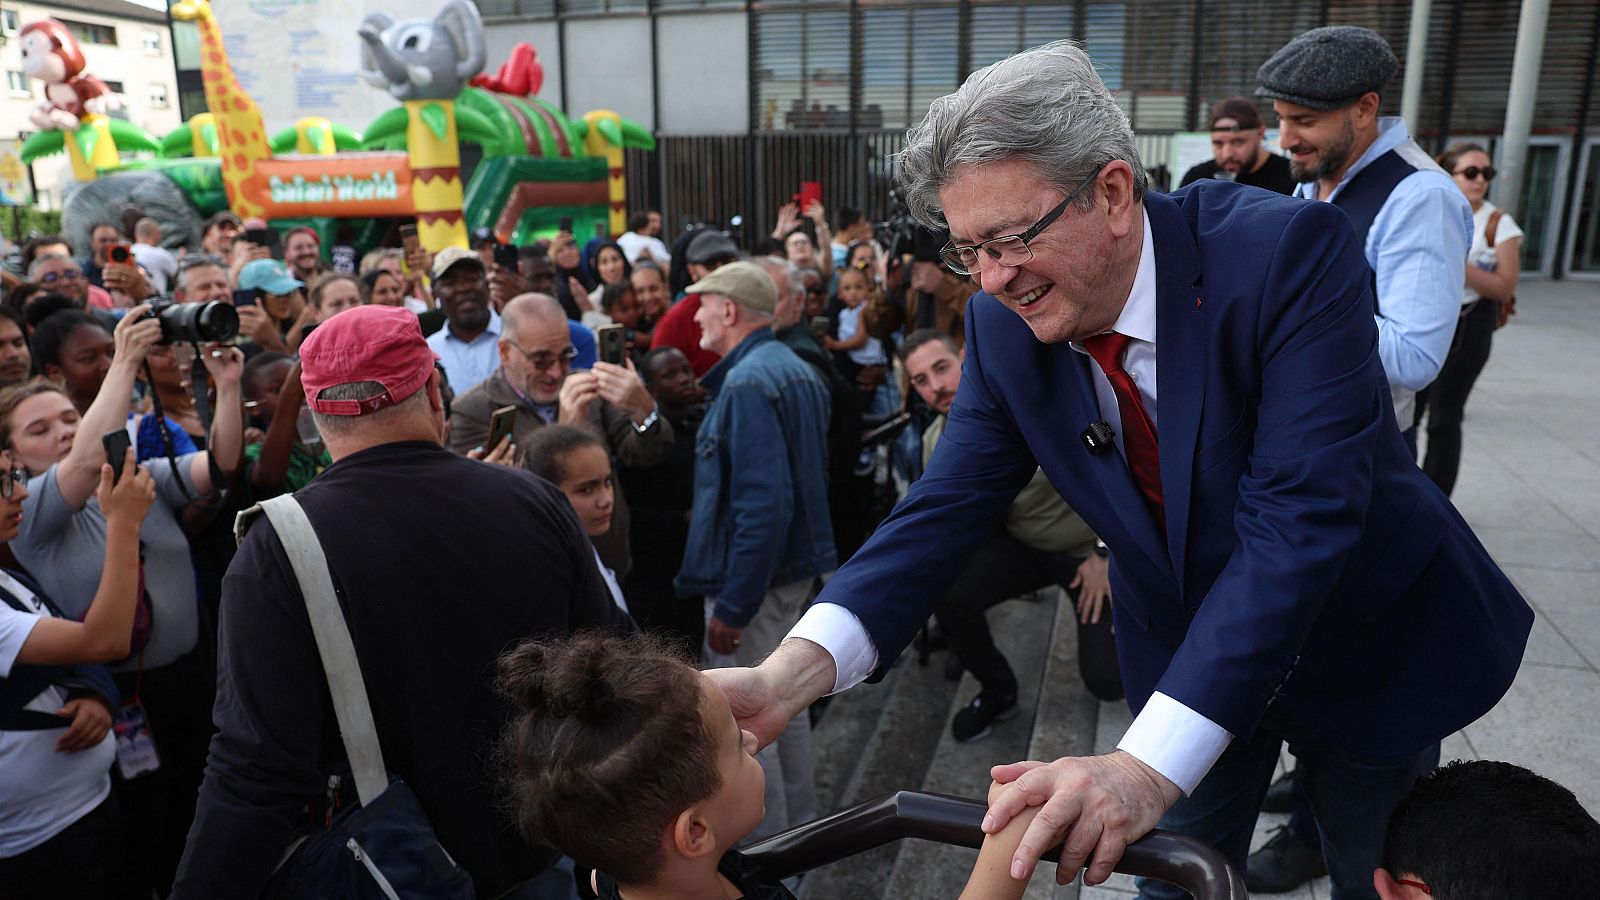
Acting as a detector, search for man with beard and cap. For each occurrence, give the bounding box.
[426,247,503,394]
[1259,26,1470,453]
[1178,97,1295,194]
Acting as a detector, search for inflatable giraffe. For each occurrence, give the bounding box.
[170,0,270,219]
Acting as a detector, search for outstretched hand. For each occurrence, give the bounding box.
[703,637,839,751]
[984,750,1180,886]
[703,664,794,750]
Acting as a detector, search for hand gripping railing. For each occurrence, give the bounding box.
[743,791,1248,900]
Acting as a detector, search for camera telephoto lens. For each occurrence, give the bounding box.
[145,300,241,344]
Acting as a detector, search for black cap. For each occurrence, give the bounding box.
[1255,26,1398,112]
[1207,97,1264,131]
[686,231,739,264]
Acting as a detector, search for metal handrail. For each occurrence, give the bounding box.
[743,791,1248,900]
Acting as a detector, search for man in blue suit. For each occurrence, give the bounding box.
[708,41,1531,900]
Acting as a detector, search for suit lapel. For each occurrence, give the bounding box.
[1147,193,1205,588]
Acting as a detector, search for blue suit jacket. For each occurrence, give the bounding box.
[819,183,1531,758]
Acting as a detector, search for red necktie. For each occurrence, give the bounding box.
[1083,332,1165,532]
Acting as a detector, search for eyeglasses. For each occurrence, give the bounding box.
[940,172,1098,276]
[0,465,27,499]
[1395,878,1432,895]
[506,340,578,372]
[1454,165,1496,182]
[37,270,84,285]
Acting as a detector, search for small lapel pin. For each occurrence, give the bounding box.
[1194,297,1203,309]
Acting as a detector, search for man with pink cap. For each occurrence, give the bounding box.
[173,306,631,900]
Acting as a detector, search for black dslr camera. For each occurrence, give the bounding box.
[142,300,240,344]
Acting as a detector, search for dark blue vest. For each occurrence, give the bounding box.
[1329,149,1417,315]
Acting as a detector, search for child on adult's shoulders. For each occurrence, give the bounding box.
[496,631,1047,900]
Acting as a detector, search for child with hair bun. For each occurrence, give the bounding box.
[496,632,1047,900]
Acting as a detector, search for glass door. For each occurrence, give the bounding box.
[1568,137,1600,277]
[1517,138,1568,277]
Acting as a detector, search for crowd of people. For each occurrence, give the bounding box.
[0,22,1593,900]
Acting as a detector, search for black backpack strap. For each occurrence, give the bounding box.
[0,573,117,731]
[1330,149,1417,315]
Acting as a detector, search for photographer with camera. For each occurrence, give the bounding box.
[7,305,244,898]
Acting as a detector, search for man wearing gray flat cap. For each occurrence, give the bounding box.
[1248,25,1474,896]
[1259,25,1471,447]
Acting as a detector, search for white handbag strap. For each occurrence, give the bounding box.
[256,495,389,807]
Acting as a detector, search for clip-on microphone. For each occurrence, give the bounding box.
[1081,421,1116,455]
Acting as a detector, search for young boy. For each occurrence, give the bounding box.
[497,631,1047,900]
[1376,759,1600,899]
[524,425,628,615]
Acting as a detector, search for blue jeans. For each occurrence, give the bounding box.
[1135,710,1438,900]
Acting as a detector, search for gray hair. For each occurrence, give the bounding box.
[752,255,803,302]
[896,41,1146,228]
[175,254,226,291]
[27,253,78,280]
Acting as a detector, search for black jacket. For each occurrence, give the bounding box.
[173,441,631,899]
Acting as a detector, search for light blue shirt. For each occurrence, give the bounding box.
[426,308,502,395]
[1294,118,1472,425]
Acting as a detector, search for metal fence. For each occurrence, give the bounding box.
[625,130,909,242]
[625,129,1182,243]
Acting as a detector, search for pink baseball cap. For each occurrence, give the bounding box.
[299,306,439,416]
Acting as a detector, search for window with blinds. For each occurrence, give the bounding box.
[562,0,649,14]
[754,6,852,130]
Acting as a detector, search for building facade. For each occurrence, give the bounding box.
[468,0,1600,280]
[1,0,182,210]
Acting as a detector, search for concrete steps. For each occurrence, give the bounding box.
[793,583,1109,899]
[799,626,963,899]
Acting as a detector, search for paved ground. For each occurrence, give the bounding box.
[1080,277,1600,899]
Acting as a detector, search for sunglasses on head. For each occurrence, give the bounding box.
[1454,165,1496,182]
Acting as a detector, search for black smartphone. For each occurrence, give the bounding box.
[102,430,132,484]
[558,216,574,234]
[486,405,518,453]
[244,227,274,247]
[596,323,627,367]
[232,287,260,307]
[810,315,831,339]
[493,242,518,271]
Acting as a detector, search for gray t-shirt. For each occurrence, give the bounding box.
[11,457,203,671]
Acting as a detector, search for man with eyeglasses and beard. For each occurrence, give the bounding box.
[450,292,671,581]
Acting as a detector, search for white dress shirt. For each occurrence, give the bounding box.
[789,210,1234,795]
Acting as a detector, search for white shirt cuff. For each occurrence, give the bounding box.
[787,602,880,694]
[1116,691,1234,796]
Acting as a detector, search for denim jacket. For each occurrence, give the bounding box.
[675,329,836,626]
